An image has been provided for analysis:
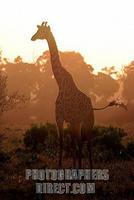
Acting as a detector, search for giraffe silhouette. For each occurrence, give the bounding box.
[31,22,108,168]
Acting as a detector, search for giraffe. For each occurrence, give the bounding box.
[31,22,127,169]
[31,22,126,168]
[31,22,94,168]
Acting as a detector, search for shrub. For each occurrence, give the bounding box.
[23,123,58,156]
[0,151,10,163]
[93,126,126,138]
[15,148,38,164]
[0,133,10,164]
[126,141,134,157]
[23,124,48,152]
[23,124,128,161]
[44,123,58,157]
[92,126,126,160]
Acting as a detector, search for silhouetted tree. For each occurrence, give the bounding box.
[0,71,26,117]
[0,51,127,125]
[14,56,23,64]
[122,61,134,101]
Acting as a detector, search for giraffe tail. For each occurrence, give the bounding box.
[93,100,127,111]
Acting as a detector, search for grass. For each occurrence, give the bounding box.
[0,124,134,200]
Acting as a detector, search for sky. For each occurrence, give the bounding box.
[0,0,134,71]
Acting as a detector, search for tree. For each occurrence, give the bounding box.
[122,61,134,101]
[14,56,23,64]
[0,71,26,117]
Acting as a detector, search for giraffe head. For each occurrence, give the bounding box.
[31,22,51,41]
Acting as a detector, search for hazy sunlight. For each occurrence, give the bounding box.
[0,0,134,71]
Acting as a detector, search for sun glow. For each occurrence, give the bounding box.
[0,0,134,72]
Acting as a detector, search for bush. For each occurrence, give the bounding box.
[0,151,10,163]
[23,123,58,156]
[24,124,48,152]
[62,125,126,160]
[93,126,126,138]
[126,141,134,157]
[44,123,58,157]
[92,126,126,161]
[15,148,38,164]
[93,148,114,162]
[23,124,128,161]
[0,133,10,165]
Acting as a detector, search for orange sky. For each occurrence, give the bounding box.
[0,0,134,71]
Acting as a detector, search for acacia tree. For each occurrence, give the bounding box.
[0,71,26,117]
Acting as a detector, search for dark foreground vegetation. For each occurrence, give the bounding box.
[0,124,134,200]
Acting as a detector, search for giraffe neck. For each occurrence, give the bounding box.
[47,32,64,86]
[46,31,77,92]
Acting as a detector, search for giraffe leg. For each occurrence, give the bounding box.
[59,128,63,168]
[78,138,83,168]
[71,123,81,168]
[87,138,93,181]
[87,139,93,170]
[70,135,76,168]
[82,123,93,170]
[70,124,77,168]
[56,120,64,168]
